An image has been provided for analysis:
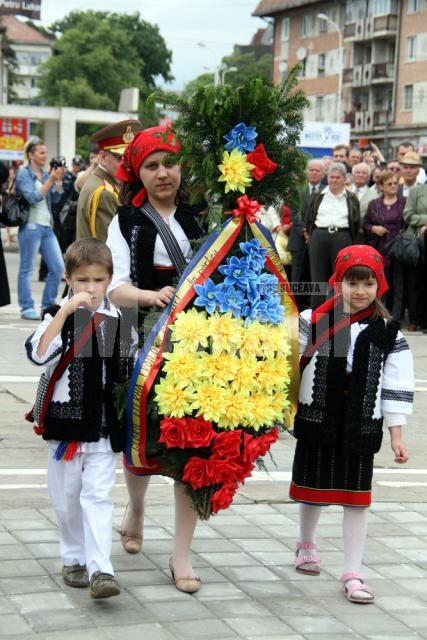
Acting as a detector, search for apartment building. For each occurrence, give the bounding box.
[253,0,427,157]
[0,15,51,105]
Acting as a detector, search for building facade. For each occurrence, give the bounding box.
[0,15,51,105]
[253,0,427,158]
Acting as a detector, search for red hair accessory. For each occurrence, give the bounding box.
[329,244,388,298]
[115,126,181,207]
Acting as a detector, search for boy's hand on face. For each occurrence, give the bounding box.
[63,292,95,315]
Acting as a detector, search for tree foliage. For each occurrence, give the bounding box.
[38,11,172,121]
[182,47,272,98]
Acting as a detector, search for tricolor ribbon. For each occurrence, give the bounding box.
[125,211,300,470]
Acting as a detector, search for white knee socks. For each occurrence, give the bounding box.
[343,506,370,599]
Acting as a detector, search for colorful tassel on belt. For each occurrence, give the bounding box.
[54,441,81,461]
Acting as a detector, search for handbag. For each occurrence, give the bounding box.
[25,313,104,433]
[383,230,423,267]
[0,174,30,227]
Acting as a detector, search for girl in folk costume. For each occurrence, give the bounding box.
[289,245,414,603]
[106,126,205,593]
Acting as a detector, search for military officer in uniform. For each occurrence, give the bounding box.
[77,119,142,242]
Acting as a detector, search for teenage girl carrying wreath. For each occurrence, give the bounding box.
[289,244,414,604]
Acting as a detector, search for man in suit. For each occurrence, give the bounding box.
[288,159,325,309]
[77,119,142,242]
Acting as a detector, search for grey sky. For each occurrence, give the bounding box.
[39,0,266,90]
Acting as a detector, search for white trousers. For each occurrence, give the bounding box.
[47,448,117,578]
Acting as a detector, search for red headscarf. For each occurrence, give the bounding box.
[312,244,388,322]
[115,126,181,207]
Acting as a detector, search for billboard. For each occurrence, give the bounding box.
[299,121,351,158]
[0,1,41,19]
[0,118,28,161]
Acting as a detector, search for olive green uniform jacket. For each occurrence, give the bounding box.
[76,165,119,242]
[403,184,427,239]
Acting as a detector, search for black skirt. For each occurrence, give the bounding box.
[289,438,374,507]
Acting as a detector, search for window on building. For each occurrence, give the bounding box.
[315,96,324,119]
[30,77,37,88]
[408,0,419,12]
[371,0,398,15]
[406,35,417,60]
[300,15,308,37]
[281,17,289,41]
[318,53,325,76]
[298,57,307,78]
[318,14,327,33]
[404,85,413,110]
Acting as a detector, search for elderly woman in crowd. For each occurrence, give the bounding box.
[305,162,360,306]
[363,171,406,319]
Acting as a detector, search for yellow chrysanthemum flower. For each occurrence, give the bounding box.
[170,308,210,352]
[199,352,239,387]
[154,378,195,417]
[230,355,259,394]
[246,392,276,430]
[270,390,290,422]
[217,389,249,429]
[218,148,255,194]
[240,321,264,357]
[274,324,292,356]
[274,354,291,385]
[210,312,243,353]
[191,382,224,422]
[162,350,203,384]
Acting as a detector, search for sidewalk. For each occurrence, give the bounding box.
[1,249,427,639]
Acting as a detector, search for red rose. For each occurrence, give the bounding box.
[186,418,215,448]
[256,428,279,457]
[246,144,278,181]
[159,417,187,449]
[242,433,262,463]
[182,457,211,489]
[210,482,238,514]
[209,457,242,484]
[211,430,242,459]
[235,459,255,484]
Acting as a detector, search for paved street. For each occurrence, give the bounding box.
[1,244,427,639]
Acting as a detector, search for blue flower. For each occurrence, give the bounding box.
[239,238,268,272]
[258,272,279,299]
[215,285,246,318]
[194,278,219,314]
[243,294,284,325]
[224,123,258,153]
[218,256,257,291]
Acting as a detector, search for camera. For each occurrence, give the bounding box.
[50,156,66,170]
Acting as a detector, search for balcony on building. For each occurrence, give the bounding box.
[371,62,395,82]
[343,68,353,84]
[371,14,398,38]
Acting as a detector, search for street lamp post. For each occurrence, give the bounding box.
[220,66,238,85]
[197,42,221,86]
[316,13,343,123]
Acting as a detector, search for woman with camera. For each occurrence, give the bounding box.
[15,139,65,320]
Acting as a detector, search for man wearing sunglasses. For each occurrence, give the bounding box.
[77,120,141,242]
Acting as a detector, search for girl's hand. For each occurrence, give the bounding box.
[150,286,175,309]
[391,438,408,464]
[62,292,94,315]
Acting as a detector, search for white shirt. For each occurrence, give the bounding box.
[315,187,349,229]
[107,212,193,292]
[352,185,368,201]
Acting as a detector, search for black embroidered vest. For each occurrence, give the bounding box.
[117,203,205,290]
[39,307,136,451]
[294,318,399,456]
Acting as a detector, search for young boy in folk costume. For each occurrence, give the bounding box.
[25,239,136,599]
[290,245,414,603]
